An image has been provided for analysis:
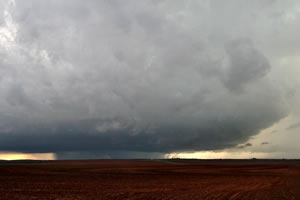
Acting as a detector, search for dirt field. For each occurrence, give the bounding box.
[1,159,300,200]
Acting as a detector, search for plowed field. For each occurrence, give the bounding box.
[1,159,300,200]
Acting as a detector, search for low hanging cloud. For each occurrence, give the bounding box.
[0,0,290,156]
[286,122,300,130]
[237,143,253,149]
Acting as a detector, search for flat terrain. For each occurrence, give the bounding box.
[1,159,300,200]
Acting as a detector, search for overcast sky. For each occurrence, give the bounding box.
[0,0,300,159]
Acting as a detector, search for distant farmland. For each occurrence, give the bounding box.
[1,159,300,200]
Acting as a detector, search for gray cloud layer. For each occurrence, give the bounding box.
[0,0,290,155]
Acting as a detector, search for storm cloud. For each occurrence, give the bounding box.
[0,0,291,156]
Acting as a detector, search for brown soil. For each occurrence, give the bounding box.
[1,159,300,200]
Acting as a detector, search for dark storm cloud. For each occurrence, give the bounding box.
[0,0,289,155]
[223,39,271,93]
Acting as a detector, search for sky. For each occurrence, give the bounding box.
[0,0,300,160]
